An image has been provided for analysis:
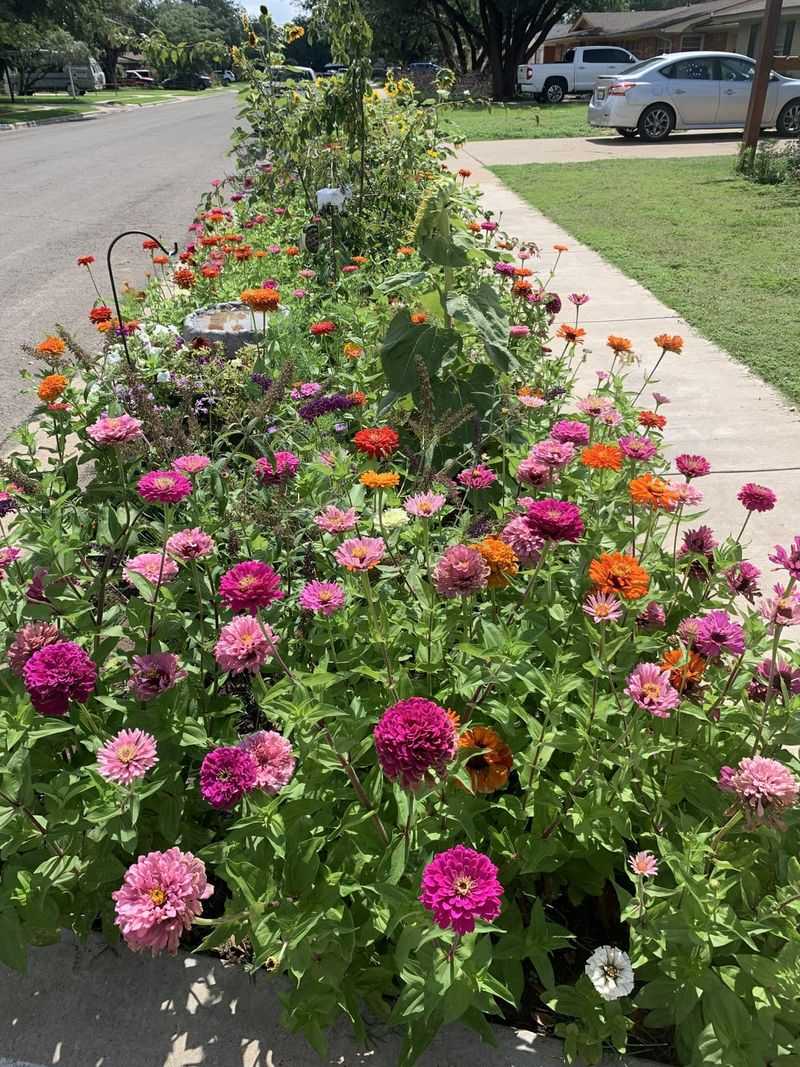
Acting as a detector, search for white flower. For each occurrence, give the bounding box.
[156,370,171,383]
[316,186,350,212]
[378,508,409,530]
[585,946,634,1001]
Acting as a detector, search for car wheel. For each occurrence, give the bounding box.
[543,79,566,104]
[637,103,674,142]
[776,98,800,137]
[615,127,638,139]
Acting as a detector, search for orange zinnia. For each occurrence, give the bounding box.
[240,287,280,312]
[410,312,428,325]
[473,537,519,589]
[35,336,66,356]
[397,245,415,256]
[343,342,364,360]
[553,243,569,252]
[557,324,586,344]
[360,471,400,490]
[589,552,650,600]
[607,335,632,353]
[459,725,513,793]
[629,473,679,511]
[352,255,368,265]
[284,245,300,256]
[513,266,533,277]
[660,648,706,692]
[37,374,68,403]
[654,333,684,354]
[581,443,622,471]
[468,222,481,233]
[638,410,666,430]
[512,280,532,297]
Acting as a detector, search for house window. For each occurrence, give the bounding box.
[747,23,759,57]
[776,20,796,56]
[680,34,704,50]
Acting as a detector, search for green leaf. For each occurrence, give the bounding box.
[0,907,27,972]
[445,283,512,372]
[379,309,459,402]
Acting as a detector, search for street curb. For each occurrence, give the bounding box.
[0,94,210,131]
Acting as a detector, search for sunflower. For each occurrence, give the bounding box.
[589,552,650,601]
[473,537,519,589]
[459,726,513,793]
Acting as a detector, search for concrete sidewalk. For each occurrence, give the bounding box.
[454,150,800,576]
[460,131,752,166]
[0,936,659,1067]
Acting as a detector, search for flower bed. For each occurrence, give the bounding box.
[3,40,800,1067]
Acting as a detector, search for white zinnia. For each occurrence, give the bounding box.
[585,946,634,1001]
[379,508,409,530]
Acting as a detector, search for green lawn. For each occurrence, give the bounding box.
[493,155,800,403]
[0,87,227,124]
[441,100,607,141]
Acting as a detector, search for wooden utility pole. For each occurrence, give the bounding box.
[742,0,784,149]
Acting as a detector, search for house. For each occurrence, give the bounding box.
[538,0,800,76]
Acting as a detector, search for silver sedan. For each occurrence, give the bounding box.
[587,51,800,141]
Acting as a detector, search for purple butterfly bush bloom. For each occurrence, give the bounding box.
[694,610,745,658]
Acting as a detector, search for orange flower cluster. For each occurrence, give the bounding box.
[352,255,368,265]
[581,444,622,471]
[233,246,253,261]
[473,537,519,589]
[654,333,684,354]
[397,246,415,256]
[89,305,112,325]
[241,288,280,312]
[349,391,366,406]
[284,245,300,256]
[410,312,428,325]
[153,255,170,266]
[37,374,68,402]
[660,648,706,692]
[77,255,95,266]
[589,552,650,600]
[35,337,66,356]
[459,725,513,793]
[199,235,221,247]
[629,473,679,510]
[360,471,399,490]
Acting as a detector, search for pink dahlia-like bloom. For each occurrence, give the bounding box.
[669,480,703,507]
[334,537,385,572]
[694,610,745,658]
[255,451,300,486]
[550,419,590,446]
[500,516,543,566]
[625,662,680,719]
[583,591,623,624]
[374,698,457,790]
[137,470,193,505]
[172,454,211,475]
[298,580,345,616]
[314,505,358,534]
[509,324,530,338]
[200,746,258,810]
[215,615,277,674]
[525,498,584,542]
[420,845,503,935]
[769,537,800,581]
[97,728,158,785]
[760,583,800,629]
[636,602,666,630]
[124,552,179,586]
[738,482,777,512]
[23,640,97,717]
[238,731,295,794]
[519,394,547,410]
[166,528,215,560]
[458,464,496,490]
[219,560,283,614]
[675,453,711,480]
[628,851,658,878]
[86,413,143,445]
[618,434,658,462]
[112,847,212,956]
[531,438,575,469]
[404,492,446,519]
[128,653,187,701]
[433,544,490,598]
[726,561,761,602]
[719,755,800,827]
[0,546,22,577]
[516,456,551,487]
[7,621,61,676]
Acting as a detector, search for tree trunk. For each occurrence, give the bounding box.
[100,46,122,89]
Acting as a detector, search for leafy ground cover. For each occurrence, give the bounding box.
[493,156,800,404]
[441,100,606,142]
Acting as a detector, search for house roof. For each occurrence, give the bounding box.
[563,0,778,41]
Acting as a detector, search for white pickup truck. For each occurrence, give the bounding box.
[517,45,638,103]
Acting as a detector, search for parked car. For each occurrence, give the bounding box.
[159,73,213,91]
[263,65,316,89]
[318,63,347,78]
[588,51,800,141]
[213,69,236,84]
[517,46,638,103]
[25,56,106,94]
[118,69,156,89]
[407,61,442,75]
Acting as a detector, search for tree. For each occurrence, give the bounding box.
[1,22,89,94]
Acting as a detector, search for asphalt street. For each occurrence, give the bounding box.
[0,90,240,441]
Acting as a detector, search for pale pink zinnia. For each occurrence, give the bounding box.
[214,615,277,674]
[583,591,623,624]
[298,580,345,616]
[172,454,211,475]
[625,662,680,718]
[97,728,158,785]
[719,755,799,827]
[7,621,61,676]
[628,851,659,878]
[500,516,543,565]
[531,438,575,469]
[86,413,143,445]
[334,537,385,571]
[124,552,179,585]
[404,492,446,518]
[314,505,358,534]
[166,528,215,560]
[238,730,295,794]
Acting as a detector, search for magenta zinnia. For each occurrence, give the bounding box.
[457,464,496,490]
[97,728,158,785]
[625,662,679,719]
[255,451,300,486]
[737,482,776,513]
[500,516,543,566]
[694,610,745,658]
[420,845,503,934]
[238,731,295,794]
[525,498,584,542]
[214,615,277,674]
[550,419,589,446]
[113,847,212,955]
[128,653,187,701]
[374,697,457,790]
[22,640,97,717]
[769,537,800,581]
[199,746,258,810]
[137,469,193,505]
[219,560,283,614]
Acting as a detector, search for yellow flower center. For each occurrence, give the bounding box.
[453,875,475,897]
[642,682,662,701]
[149,887,167,906]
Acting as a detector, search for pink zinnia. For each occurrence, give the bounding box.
[516,456,550,487]
[669,480,703,507]
[219,560,283,614]
[769,537,800,581]
[404,492,446,519]
[625,662,680,718]
[726,561,761,601]
[199,746,258,810]
[298,580,345,616]
[519,394,546,410]
[420,845,503,935]
[0,546,22,577]
[433,544,489,598]
[500,516,543,566]
[719,755,799,827]
[255,451,300,486]
[457,465,496,490]
[166,528,215,560]
[675,453,710,480]
[314,505,358,534]
[113,847,212,955]
[172,454,211,475]
[550,419,590,446]
[576,395,615,419]
[238,731,295,794]
[525,498,584,542]
[334,537,385,572]
[97,728,158,785]
[124,552,179,585]
[694,610,745,658]
[637,602,666,629]
[7,621,61,676]
[137,470,192,505]
[738,483,777,512]
[618,434,658,462]
[128,653,186,701]
[509,324,530,338]
[215,615,277,674]
[583,591,623,624]
[374,697,457,790]
[86,413,143,445]
[760,582,800,629]
[628,851,658,878]
[531,439,575,469]
[22,640,97,717]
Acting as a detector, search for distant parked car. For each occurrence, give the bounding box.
[213,69,236,84]
[264,65,316,90]
[318,63,347,78]
[25,56,106,94]
[118,69,156,89]
[407,61,442,75]
[517,46,638,103]
[588,51,800,141]
[159,73,213,91]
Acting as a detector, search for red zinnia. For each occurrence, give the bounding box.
[353,427,399,459]
[638,410,667,430]
[142,239,159,250]
[77,255,95,266]
[89,305,113,324]
[309,321,336,336]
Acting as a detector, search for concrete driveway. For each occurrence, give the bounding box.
[0,90,239,442]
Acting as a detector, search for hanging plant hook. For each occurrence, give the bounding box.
[106,230,177,366]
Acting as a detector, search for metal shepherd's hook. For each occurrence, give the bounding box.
[106,230,178,366]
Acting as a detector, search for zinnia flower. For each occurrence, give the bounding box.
[516,456,550,487]
[726,561,761,601]
[374,697,457,790]
[531,439,575,469]
[675,453,710,479]
[638,411,666,430]
[128,653,186,700]
[457,464,497,490]
[659,648,706,692]
[124,553,179,585]
[172,454,211,475]
[23,641,97,716]
[473,537,518,589]
[694,610,745,658]
[581,444,622,471]
[719,755,799,827]
[585,946,634,1001]
[625,662,680,718]
[335,536,385,571]
[433,544,490,597]
[420,845,503,934]
[89,305,113,324]
[618,434,658,462]
[628,851,658,878]
[353,427,399,460]
[255,451,300,486]
[87,414,143,445]
[760,582,800,629]
[499,516,543,565]
[113,848,212,955]
[607,335,632,354]
[238,731,295,794]
[557,324,585,344]
[360,471,400,490]
[219,561,283,614]
[748,658,800,704]
[769,537,800,581]
[298,580,345,616]
[200,746,258,810]
[550,420,589,446]
[378,507,408,529]
[525,498,584,542]
[215,615,277,674]
[38,374,68,402]
[166,528,214,560]
[6,621,62,675]
[97,729,158,785]
[404,492,446,518]
[314,505,357,534]
[637,601,666,629]
[738,483,776,512]
[309,320,336,335]
[654,333,683,353]
[241,287,280,311]
[137,470,192,505]
[629,473,679,511]
[459,725,513,793]
[35,337,66,357]
[583,591,623,624]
